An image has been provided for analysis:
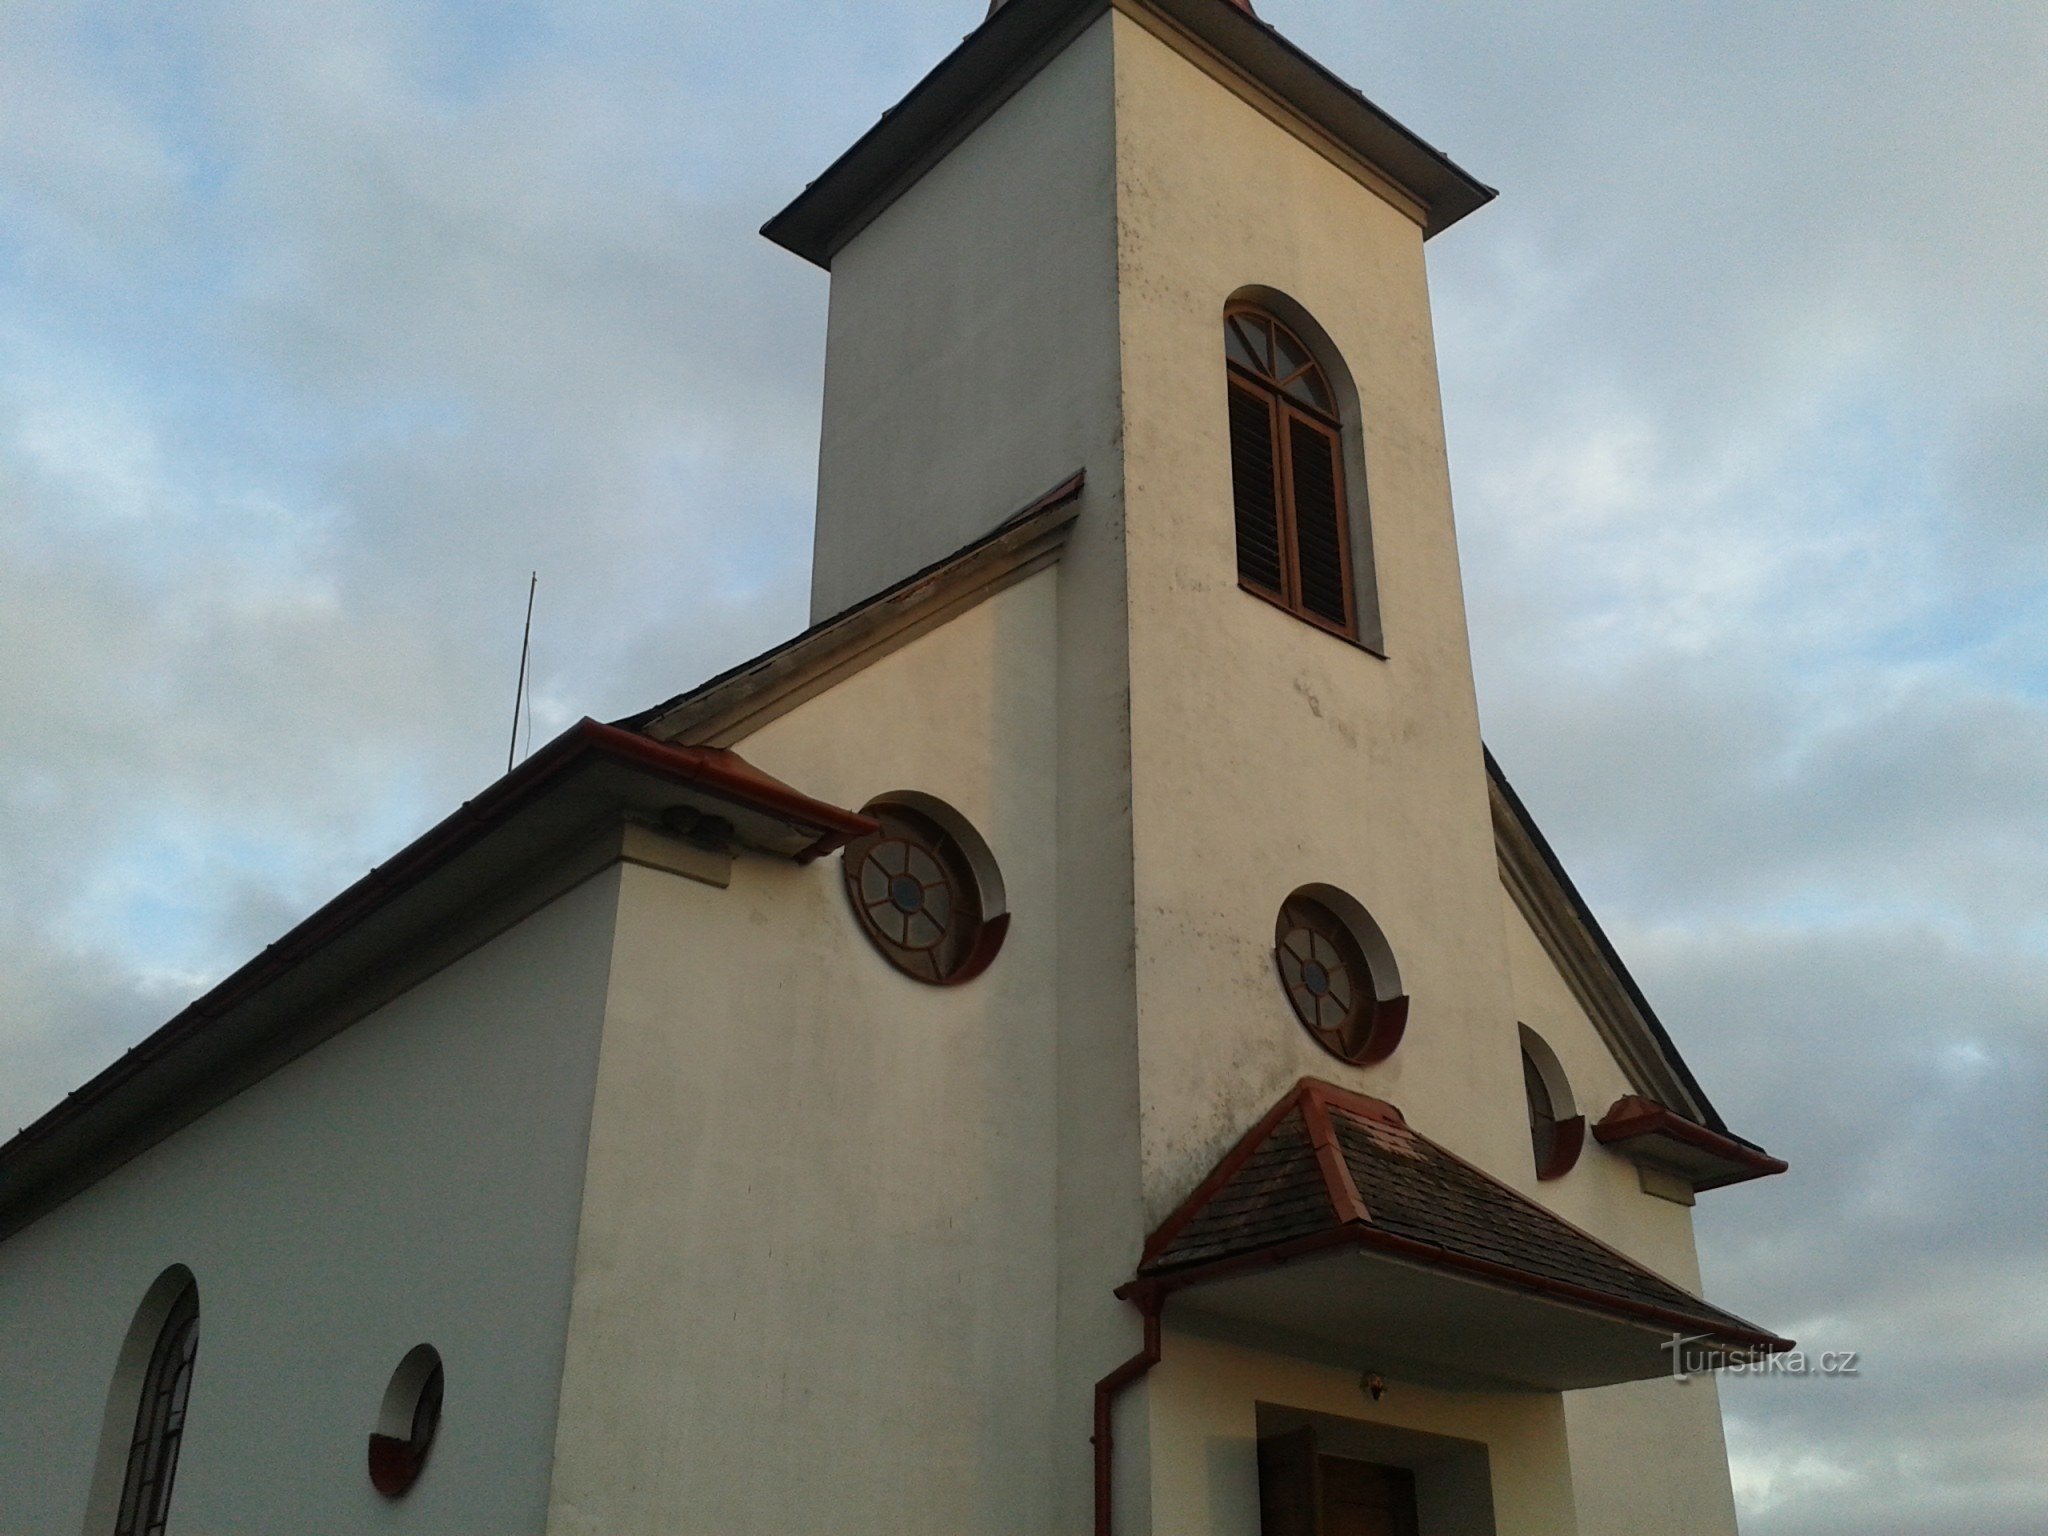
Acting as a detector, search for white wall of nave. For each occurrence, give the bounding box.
[546,571,1093,1535]
[0,870,618,1534]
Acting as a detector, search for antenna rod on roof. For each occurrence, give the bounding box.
[507,571,538,776]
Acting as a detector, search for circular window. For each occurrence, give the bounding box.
[1273,890,1407,1066]
[368,1345,444,1498]
[842,798,1007,985]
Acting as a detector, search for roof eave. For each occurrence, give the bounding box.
[622,471,1085,747]
[0,722,874,1237]
[1594,1095,1790,1192]
[762,0,1495,270]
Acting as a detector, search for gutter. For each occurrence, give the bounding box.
[0,720,874,1170]
[1594,1095,1791,1190]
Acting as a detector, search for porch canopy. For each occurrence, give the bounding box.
[1123,1080,1791,1393]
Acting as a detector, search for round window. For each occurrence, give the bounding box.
[843,799,1007,985]
[1273,891,1407,1065]
[368,1345,444,1498]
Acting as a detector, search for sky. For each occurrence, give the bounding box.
[1,1,2042,1531]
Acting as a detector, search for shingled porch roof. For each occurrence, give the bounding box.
[1125,1079,1790,1390]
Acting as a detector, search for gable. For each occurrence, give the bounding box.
[1487,750,1734,1138]
[623,473,1082,748]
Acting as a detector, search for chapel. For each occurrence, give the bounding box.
[0,3,1788,1533]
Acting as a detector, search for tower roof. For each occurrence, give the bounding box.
[763,0,1495,268]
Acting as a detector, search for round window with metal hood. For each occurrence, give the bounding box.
[1273,888,1407,1066]
[842,796,1008,985]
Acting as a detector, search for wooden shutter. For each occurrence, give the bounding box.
[1230,383,1286,597]
[1285,413,1352,630]
[1258,1427,1323,1536]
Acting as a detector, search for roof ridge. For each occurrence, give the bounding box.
[1298,1086,1369,1225]
[619,472,1084,747]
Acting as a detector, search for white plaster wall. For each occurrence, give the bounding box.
[803,19,1149,1530]
[546,574,1086,1535]
[0,870,619,1535]
[1101,23,1749,1534]
[1498,892,1704,1290]
[1107,13,1525,1216]
[811,15,1124,620]
[1141,1330,1580,1536]
[1560,1377,1740,1536]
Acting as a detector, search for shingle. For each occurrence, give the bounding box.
[1140,1079,1770,1343]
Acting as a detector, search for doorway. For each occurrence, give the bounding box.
[1260,1428,1421,1536]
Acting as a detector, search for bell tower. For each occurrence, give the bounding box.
[767,0,1515,1176]
[766,11,1515,1530]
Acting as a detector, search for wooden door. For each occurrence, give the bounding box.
[1258,1431,1420,1536]
[1320,1457,1419,1536]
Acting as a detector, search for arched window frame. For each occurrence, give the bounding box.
[1224,302,1380,648]
[86,1268,201,1536]
[1519,1025,1586,1181]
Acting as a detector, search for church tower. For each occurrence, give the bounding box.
[774,0,1527,1255]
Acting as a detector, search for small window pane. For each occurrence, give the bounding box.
[1225,316,1263,372]
[1229,385,1285,596]
[1273,327,1312,383]
[1287,416,1351,629]
[1283,366,1332,413]
[1228,314,1273,375]
[1524,1048,1558,1169]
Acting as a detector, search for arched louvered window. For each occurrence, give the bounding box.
[113,1280,199,1536]
[1226,308,1357,637]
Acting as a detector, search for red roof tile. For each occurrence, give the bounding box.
[1136,1079,1787,1351]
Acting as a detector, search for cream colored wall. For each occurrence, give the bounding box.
[1140,1330,1580,1536]
[1103,21,1748,1535]
[1499,891,1742,1534]
[1560,1377,1740,1536]
[0,872,618,1535]
[803,18,1149,1530]
[1498,889,1704,1289]
[545,572,1101,1535]
[1107,13,1523,1214]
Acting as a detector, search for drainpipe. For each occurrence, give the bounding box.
[1091,1291,1164,1536]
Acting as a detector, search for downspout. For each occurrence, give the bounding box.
[1091,1290,1163,1536]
